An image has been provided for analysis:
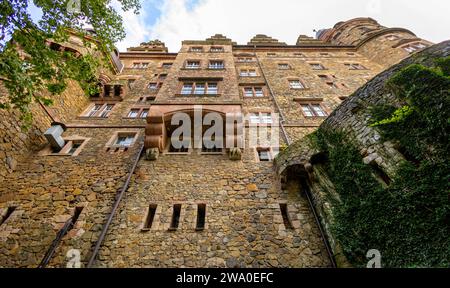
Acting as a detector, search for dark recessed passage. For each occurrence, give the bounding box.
[279,203,294,230]
[169,204,182,231]
[143,204,157,230]
[196,204,206,231]
[370,163,391,185]
[0,206,16,226]
[71,207,84,227]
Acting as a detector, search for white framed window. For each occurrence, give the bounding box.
[140,109,149,118]
[148,83,159,90]
[257,148,272,162]
[243,86,264,97]
[190,47,203,52]
[181,83,193,94]
[194,83,205,94]
[309,63,325,70]
[300,103,327,117]
[85,103,115,118]
[278,63,290,70]
[186,61,200,69]
[115,134,135,147]
[127,109,140,118]
[345,63,367,70]
[248,112,273,124]
[289,80,305,89]
[180,82,218,95]
[237,57,254,62]
[210,47,224,52]
[99,104,114,118]
[240,69,257,77]
[209,60,224,69]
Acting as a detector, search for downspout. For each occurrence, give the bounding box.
[255,47,336,267]
[87,144,144,267]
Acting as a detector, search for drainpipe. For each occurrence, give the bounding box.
[87,144,144,267]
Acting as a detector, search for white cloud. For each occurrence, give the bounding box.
[118,0,450,52]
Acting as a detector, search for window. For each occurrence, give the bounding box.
[46,138,89,156]
[345,63,367,70]
[142,204,157,231]
[293,53,305,57]
[320,52,330,56]
[278,63,290,70]
[85,103,114,118]
[237,57,254,62]
[300,103,327,117]
[180,82,218,95]
[169,204,182,230]
[309,63,325,70]
[186,60,200,69]
[280,203,294,229]
[210,46,224,52]
[289,79,305,89]
[115,134,135,147]
[139,96,156,102]
[131,62,148,69]
[162,63,173,68]
[127,109,139,118]
[148,82,159,91]
[127,108,148,118]
[240,69,257,77]
[402,42,428,53]
[158,74,167,80]
[190,46,203,52]
[267,52,276,56]
[196,204,206,231]
[257,148,271,162]
[209,60,224,69]
[243,86,264,97]
[249,112,273,124]
[385,34,400,41]
[140,109,149,118]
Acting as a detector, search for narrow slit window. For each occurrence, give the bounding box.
[169,204,182,230]
[370,163,391,185]
[143,204,157,230]
[0,207,16,226]
[196,204,206,231]
[280,203,294,229]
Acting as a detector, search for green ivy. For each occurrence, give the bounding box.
[312,57,450,267]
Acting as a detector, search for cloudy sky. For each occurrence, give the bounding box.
[30,0,450,52]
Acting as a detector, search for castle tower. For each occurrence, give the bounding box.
[317,17,433,68]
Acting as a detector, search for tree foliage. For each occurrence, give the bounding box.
[0,0,140,124]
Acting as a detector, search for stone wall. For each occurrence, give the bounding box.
[275,40,450,266]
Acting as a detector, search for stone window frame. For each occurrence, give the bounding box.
[130,62,149,69]
[189,46,203,52]
[236,57,255,63]
[124,107,149,119]
[147,82,162,92]
[308,62,327,70]
[239,68,258,77]
[254,147,274,162]
[295,99,328,118]
[81,102,116,118]
[247,111,274,125]
[278,63,291,70]
[177,80,221,96]
[208,59,225,70]
[317,74,339,88]
[385,34,400,41]
[209,46,224,53]
[241,85,266,98]
[138,96,156,103]
[161,62,173,68]
[401,42,429,53]
[105,130,140,151]
[288,78,308,90]
[184,59,202,70]
[344,63,368,70]
[39,136,90,157]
